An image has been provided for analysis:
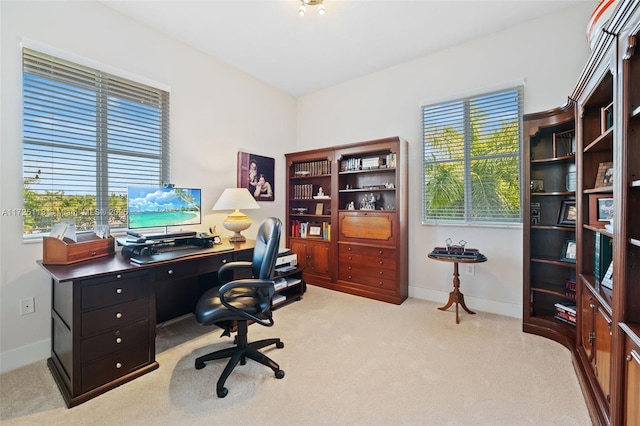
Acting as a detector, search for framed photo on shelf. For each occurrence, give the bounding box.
[315,203,324,215]
[588,194,613,226]
[557,200,577,226]
[530,179,544,192]
[594,162,613,188]
[308,224,322,237]
[560,239,577,263]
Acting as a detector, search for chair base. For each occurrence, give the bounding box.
[194,320,284,398]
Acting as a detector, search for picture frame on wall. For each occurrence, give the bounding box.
[557,200,577,227]
[237,152,275,201]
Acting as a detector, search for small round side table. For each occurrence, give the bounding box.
[428,253,487,324]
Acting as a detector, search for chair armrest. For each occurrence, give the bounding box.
[218,279,276,327]
[218,261,253,282]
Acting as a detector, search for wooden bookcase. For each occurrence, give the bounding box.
[523,105,577,348]
[523,2,640,424]
[285,137,408,304]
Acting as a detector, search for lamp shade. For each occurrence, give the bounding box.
[212,188,260,242]
[212,188,260,211]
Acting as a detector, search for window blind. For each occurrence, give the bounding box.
[22,48,170,236]
[422,86,523,224]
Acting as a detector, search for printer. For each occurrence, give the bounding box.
[275,249,297,273]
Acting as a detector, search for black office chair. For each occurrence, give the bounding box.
[194,217,284,398]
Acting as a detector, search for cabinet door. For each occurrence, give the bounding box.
[581,290,595,361]
[595,307,612,403]
[289,239,330,276]
[624,335,640,426]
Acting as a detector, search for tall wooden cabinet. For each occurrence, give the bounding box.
[285,137,408,304]
[523,2,640,424]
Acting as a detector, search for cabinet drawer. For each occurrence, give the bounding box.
[81,272,149,311]
[81,297,150,337]
[153,260,200,281]
[338,271,397,292]
[81,343,151,393]
[339,263,397,281]
[81,320,150,363]
[339,244,394,257]
[339,252,396,271]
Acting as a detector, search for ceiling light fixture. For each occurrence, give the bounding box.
[299,0,325,16]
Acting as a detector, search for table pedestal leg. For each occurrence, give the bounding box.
[437,262,476,324]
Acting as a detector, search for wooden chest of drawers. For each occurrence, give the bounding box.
[50,269,157,407]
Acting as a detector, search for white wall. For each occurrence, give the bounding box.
[0,1,296,373]
[296,3,595,318]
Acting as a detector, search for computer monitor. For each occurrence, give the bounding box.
[127,186,201,231]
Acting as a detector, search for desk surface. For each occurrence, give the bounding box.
[38,239,255,282]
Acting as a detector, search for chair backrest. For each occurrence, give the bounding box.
[251,217,282,280]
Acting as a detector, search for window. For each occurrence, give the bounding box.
[422,86,523,224]
[22,48,170,236]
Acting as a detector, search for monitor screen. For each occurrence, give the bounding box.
[127,187,202,230]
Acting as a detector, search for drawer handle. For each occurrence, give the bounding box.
[222,259,227,264]
[629,349,640,365]
[116,274,122,279]
[348,247,352,251]
[116,288,123,294]
[379,281,383,286]
[348,275,352,279]
[379,271,383,275]
[116,312,122,319]
[379,261,383,265]
[348,256,352,260]
[116,362,122,369]
[379,250,383,255]
[116,337,122,344]
[348,266,352,270]
[91,251,97,257]
[167,269,174,275]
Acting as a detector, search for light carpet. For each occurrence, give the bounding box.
[0,285,592,425]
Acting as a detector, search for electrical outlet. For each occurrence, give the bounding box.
[20,297,35,315]
[465,264,475,276]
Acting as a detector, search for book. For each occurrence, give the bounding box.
[593,232,613,284]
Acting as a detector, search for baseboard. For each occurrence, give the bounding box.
[0,338,50,374]
[409,285,522,319]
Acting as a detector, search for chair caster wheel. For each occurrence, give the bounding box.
[276,341,284,349]
[275,369,285,379]
[195,361,205,370]
[217,387,228,398]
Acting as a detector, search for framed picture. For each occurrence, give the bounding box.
[315,203,324,215]
[237,152,275,201]
[531,179,544,192]
[594,162,613,188]
[557,200,577,226]
[560,239,577,263]
[589,194,613,226]
[308,224,322,237]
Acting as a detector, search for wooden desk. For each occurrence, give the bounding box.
[38,239,254,408]
[428,253,487,324]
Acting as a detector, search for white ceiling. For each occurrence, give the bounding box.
[101,0,588,97]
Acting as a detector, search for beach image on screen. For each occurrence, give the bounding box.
[127,187,201,229]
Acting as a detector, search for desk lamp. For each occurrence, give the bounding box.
[212,188,260,242]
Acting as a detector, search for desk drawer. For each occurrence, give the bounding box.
[81,297,150,337]
[81,343,151,393]
[81,320,150,363]
[198,252,235,275]
[339,252,396,271]
[81,272,149,311]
